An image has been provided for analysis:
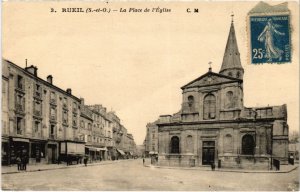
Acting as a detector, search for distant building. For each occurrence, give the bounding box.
[144,122,158,157]
[108,112,137,160]
[156,20,289,169]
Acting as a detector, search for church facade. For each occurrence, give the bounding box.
[156,21,289,169]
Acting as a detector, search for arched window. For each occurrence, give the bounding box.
[242,134,255,155]
[226,91,234,108]
[170,136,180,153]
[187,96,194,107]
[186,135,193,153]
[224,134,233,152]
[203,94,216,120]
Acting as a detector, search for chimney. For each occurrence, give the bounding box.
[25,65,38,76]
[47,75,53,84]
[80,98,85,105]
[66,88,72,95]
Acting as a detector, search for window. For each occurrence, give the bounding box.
[170,136,180,153]
[34,101,42,116]
[63,97,67,108]
[50,124,55,135]
[73,102,77,111]
[242,134,255,155]
[72,114,77,127]
[188,95,194,107]
[17,75,23,89]
[50,92,56,103]
[80,120,84,128]
[35,84,41,97]
[203,94,216,120]
[228,72,232,77]
[16,117,23,135]
[226,91,234,108]
[63,110,68,124]
[34,121,40,133]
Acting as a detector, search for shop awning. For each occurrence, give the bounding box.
[13,138,29,143]
[98,147,107,151]
[86,146,97,151]
[129,152,133,155]
[117,149,125,155]
[149,151,158,155]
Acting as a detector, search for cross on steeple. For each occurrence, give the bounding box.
[208,61,212,72]
[231,12,234,23]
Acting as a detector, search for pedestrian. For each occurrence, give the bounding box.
[143,158,145,165]
[211,162,215,171]
[84,156,88,167]
[22,155,28,171]
[16,156,22,171]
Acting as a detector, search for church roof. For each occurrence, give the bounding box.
[181,70,242,89]
[219,21,243,74]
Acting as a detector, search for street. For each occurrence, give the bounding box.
[2,159,299,191]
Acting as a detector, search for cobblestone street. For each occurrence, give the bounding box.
[2,159,299,191]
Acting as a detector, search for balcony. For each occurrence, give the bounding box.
[50,98,57,105]
[16,129,23,135]
[63,103,68,110]
[33,110,42,117]
[32,131,42,138]
[72,120,78,128]
[49,134,57,140]
[50,115,57,122]
[62,119,68,126]
[34,91,42,100]
[15,84,25,93]
[15,104,25,115]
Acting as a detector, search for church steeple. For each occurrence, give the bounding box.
[219,16,244,79]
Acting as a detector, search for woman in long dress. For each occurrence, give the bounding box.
[257,19,285,61]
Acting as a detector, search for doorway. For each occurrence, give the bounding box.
[202,141,215,165]
[47,144,57,164]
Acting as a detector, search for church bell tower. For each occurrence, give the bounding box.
[219,16,244,79]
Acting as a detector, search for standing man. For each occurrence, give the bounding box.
[143,158,145,165]
[16,156,21,171]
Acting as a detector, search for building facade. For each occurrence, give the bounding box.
[156,21,289,170]
[144,122,158,157]
[1,59,136,165]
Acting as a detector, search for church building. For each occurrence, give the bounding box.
[156,20,288,169]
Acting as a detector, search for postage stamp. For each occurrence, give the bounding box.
[248,2,291,64]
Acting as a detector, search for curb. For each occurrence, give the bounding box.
[2,160,128,175]
[144,164,298,173]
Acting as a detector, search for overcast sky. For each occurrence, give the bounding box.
[3,1,299,145]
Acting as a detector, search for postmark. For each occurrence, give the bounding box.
[248,2,291,64]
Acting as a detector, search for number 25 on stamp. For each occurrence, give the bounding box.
[250,15,290,64]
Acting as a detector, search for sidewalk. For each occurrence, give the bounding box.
[1,159,126,175]
[144,162,298,173]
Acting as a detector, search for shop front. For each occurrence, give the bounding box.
[5,137,30,165]
[60,140,85,164]
[29,140,47,164]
